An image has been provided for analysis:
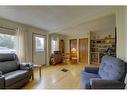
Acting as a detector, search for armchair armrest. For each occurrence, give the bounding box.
[84,67,99,74]
[91,79,125,89]
[0,71,2,76]
[0,75,5,89]
[20,63,33,70]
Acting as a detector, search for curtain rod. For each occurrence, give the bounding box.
[0,26,16,31]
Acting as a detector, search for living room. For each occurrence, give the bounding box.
[0,6,127,90]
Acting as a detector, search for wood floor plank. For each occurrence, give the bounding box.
[23,63,85,89]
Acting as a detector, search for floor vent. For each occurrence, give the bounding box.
[61,68,68,72]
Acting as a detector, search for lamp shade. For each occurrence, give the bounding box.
[71,48,77,53]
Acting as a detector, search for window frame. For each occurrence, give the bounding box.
[0,27,16,53]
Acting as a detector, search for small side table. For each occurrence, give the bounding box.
[71,57,77,64]
[32,64,42,80]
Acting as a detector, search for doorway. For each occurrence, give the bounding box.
[79,38,88,64]
[32,33,46,65]
[70,39,77,63]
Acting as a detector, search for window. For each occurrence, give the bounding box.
[51,39,59,53]
[35,37,45,52]
[0,33,16,53]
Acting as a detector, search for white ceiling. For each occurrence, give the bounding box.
[0,6,116,33]
[58,14,116,37]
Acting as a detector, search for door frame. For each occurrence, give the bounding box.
[32,33,47,64]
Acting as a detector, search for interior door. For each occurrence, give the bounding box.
[79,38,88,64]
[33,34,46,65]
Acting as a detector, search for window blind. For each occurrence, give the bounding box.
[0,26,16,35]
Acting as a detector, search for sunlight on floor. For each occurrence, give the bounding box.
[23,63,85,89]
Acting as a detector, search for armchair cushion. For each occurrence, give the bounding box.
[85,67,99,74]
[80,71,100,89]
[99,55,125,80]
[91,79,125,89]
[4,70,30,87]
[90,78,102,85]
[0,71,2,75]
[0,53,16,62]
[0,75,5,89]
[80,55,126,89]
[0,53,32,89]
[0,60,19,74]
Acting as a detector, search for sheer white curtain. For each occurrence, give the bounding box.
[16,26,29,62]
[51,36,59,53]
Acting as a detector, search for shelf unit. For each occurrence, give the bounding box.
[90,38,116,64]
[59,40,65,54]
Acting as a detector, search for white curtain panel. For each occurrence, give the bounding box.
[51,36,59,53]
[16,26,29,63]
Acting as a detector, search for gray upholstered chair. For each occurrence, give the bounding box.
[50,51,63,65]
[80,55,127,89]
[0,53,32,89]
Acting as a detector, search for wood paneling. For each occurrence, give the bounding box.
[79,38,88,64]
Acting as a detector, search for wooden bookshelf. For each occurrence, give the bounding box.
[90,38,116,64]
[59,40,65,53]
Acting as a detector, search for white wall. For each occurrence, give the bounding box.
[90,29,115,39]
[123,7,127,89]
[63,15,116,64]
[65,18,115,52]
[64,31,115,64]
[0,7,127,65]
[116,7,126,61]
[63,7,126,62]
[63,31,89,63]
[60,14,116,53]
[63,7,127,62]
[26,26,49,65]
[124,7,127,62]
[64,31,89,53]
[0,18,50,65]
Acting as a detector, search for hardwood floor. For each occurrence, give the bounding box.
[23,63,85,89]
